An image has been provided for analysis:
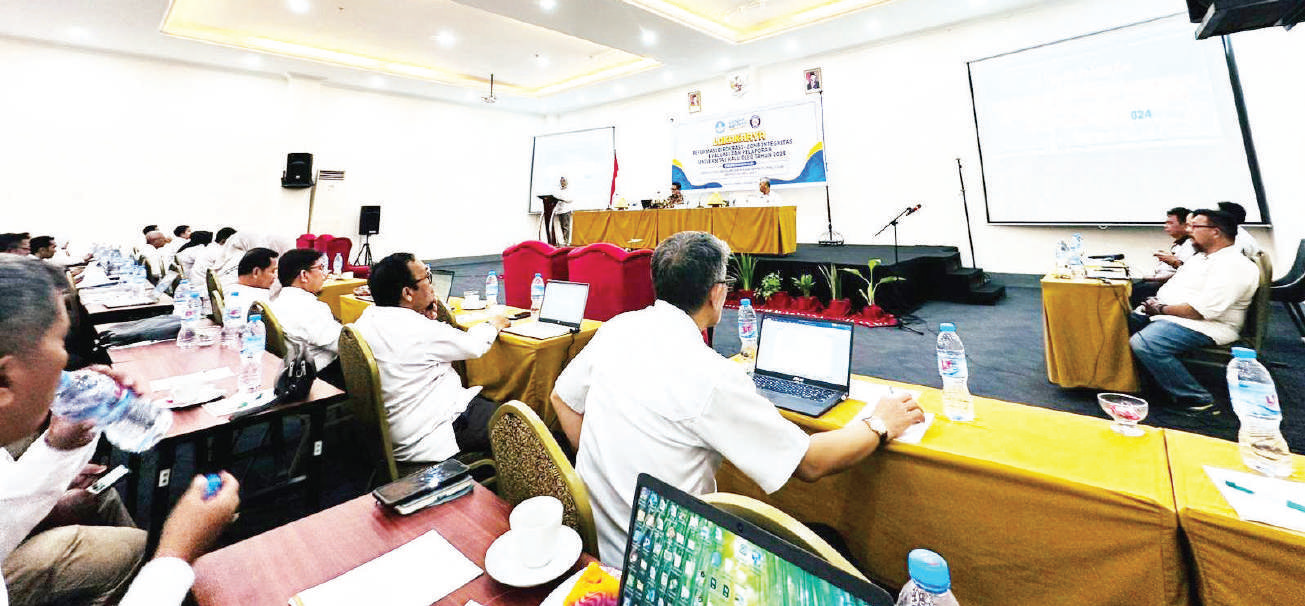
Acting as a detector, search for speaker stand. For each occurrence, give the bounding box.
[354,234,375,267]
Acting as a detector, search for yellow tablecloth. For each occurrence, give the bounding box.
[317,278,367,321]
[1164,429,1305,606]
[1041,275,1140,392]
[571,206,797,254]
[717,375,1186,606]
[337,294,599,426]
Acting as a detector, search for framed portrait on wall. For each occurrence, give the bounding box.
[804,67,822,94]
[688,90,702,113]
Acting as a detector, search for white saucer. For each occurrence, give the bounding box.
[485,526,582,588]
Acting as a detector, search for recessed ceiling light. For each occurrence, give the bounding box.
[287,0,311,15]
[640,28,658,46]
[66,26,91,41]
[539,0,557,11]
[431,31,456,48]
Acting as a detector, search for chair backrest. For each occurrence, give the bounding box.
[210,290,226,326]
[250,300,287,358]
[700,492,868,582]
[1243,250,1273,351]
[296,234,317,249]
[488,401,598,555]
[502,240,571,308]
[206,268,223,302]
[567,243,655,321]
[313,234,335,254]
[338,326,399,483]
[1276,239,1305,286]
[326,237,352,265]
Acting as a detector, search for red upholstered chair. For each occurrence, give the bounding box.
[296,234,317,250]
[312,234,335,254]
[567,243,654,322]
[325,236,370,278]
[502,241,571,309]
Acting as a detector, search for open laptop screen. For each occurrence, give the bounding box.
[425,266,455,302]
[620,473,892,606]
[754,315,854,388]
[539,280,588,327]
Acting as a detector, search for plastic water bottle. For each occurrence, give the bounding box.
[896,549,960,606]
[1227,348,1292,478]
[51,370,173,452]
[1068,233,1086,279]
[238,314,267,394]
[173,279,191,317]
[332,253,344,276]
[1055,240,1070,277]
[176,281,200,350]
[937,323,974,422]
[222,291,244,349]
[737,299,758,371]
[485,271,499,307]
[530,273,546,314]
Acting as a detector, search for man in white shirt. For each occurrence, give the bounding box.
[271,248,345,388]
[188,228,235,291]
[751,177,783,206]
[1129,209,1260,415]
[551,176,573,246]
[159,226,189,271]
[1131,207,1199,306]
[224,248,278,318]
[1217,201,1262,258]
[0,256,240,606]
[353,253,510,466]
[551,231,924,566]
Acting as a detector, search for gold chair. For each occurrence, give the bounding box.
[250,300,287,357]
[206,268,224,303]
[338,326,399,484]
[489,401,598,555]
[210,290,226,326]
[700,492,867,581]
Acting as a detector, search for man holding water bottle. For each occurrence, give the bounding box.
[0,256,240,606]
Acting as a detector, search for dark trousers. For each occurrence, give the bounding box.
[317,358,346,390]
[452,394,500,455]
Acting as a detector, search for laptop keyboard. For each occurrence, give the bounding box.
[754,375,837,401]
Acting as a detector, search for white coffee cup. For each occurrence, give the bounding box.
[463,291,481,306]
[509,496,563,568]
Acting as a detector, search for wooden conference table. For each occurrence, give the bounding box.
[716,374,1187,606]
[339,295,601,427]
[108,340,346,537]
[192,483,597,606]
[1041,275,1140,392]
[82,291,174,324]
[571,206,798,255]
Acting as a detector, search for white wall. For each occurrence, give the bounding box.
[0,38,543,261]
[553,0,1303,276]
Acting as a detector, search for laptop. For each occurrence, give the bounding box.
[751,314,854,417]
[640,199,653,209]
[425,266,455,302]
[500,280,589,340]
[619,473,894,606]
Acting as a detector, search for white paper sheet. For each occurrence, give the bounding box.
[849,380,932,444]
[149,367,233,393]
[1204,466,1305,534]
[289,529,483,606]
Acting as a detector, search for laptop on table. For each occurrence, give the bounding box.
[752,314,854,417]
[620,473,893,606]
[425,267,455,302]
[500,280,589,340]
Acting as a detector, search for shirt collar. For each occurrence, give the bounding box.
[653,300,706,340]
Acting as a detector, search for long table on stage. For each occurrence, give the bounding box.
[571,206,798,254]
[1041,275,1140,392]
[716,374,1187,606]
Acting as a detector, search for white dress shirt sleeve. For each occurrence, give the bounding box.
[553,332,599,414]
[419,316,498,361]
[690,371,810,494]
[117,557,194,606]
[0,434,98,559]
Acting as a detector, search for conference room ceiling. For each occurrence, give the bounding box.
[0,0,1062,114]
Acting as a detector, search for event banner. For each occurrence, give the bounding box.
[671,101,826,190]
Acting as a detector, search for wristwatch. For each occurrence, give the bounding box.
[865,416,890,448]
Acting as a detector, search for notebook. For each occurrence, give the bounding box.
[751,314,854,417]
[501,280,589,340]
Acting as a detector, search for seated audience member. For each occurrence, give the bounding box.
[1129,209,1259,415]
[159,226,189,269]
[1,233,31,256]
[1131,207,1198,306]
[141,225,158,237]
[189,228,235,289]
[141,230,171,278]
[225,248,279,316]
[210,231,292,287]
[550,231,924,565]
[353,254,509,466]
[0,256,240,606]
[27,237,56,262]
[174,231,212,289]
[271,248,345,388]
[1217,201,1261,257]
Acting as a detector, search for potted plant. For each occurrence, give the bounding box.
[844,258,905,321]
[818,264,852,318]
[730,253,758,303]
[790,274,822,312]
[755,271,787,309]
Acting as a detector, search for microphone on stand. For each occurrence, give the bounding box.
[904,203,923,216]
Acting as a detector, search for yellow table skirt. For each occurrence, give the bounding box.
[718,375,1186,606]
[337,294,598,425]
[571,206,797,254]
[1041,275,1140,392]
[317,278,367,321]
[1164,429,1305,606]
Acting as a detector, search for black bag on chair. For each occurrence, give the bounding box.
[274,341,317,402]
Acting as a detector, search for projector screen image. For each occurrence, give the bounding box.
[968,15,1263,224]
[528,126,616,214]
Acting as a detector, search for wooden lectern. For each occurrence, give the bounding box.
[537,195,561,245]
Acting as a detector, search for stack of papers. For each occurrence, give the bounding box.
[288,530,482,606]
[1204,466,1305,533]
[849,380,933,444]
[149,367,233,394]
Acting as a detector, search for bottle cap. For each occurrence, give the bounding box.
[248,313,262,322]
[906,549,951,594]
[1231,347,1256,359]
[740,298,751,307]
[939,322,955,332]
[203,473,222,500]
[534,273,542,277]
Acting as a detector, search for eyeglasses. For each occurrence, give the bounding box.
[716,277,737,287]
[410,271,433,287]
[309,263,328,273]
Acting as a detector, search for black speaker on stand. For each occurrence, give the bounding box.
[356,205,380,266]
[281,153,314,188]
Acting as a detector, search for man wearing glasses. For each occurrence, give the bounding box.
[352,253,509,469]
[271,248,346,388]
[549,231,923,566]
[1129,209,1259,417]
